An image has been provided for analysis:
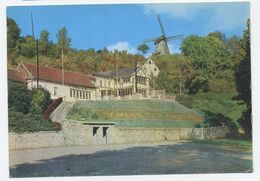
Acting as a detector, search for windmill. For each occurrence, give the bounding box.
[144,15,184,55]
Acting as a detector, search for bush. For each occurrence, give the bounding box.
[9,110,58,133]
[8,81,31,114]
[30,88,51,114]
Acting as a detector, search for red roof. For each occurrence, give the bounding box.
[22,63,95,88]
[8,68,28,84]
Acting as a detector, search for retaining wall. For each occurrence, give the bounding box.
[9,123,229,149]
[115,126,229,144]
[9,131,64,150]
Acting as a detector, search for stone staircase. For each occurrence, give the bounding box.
[50,101,75,123]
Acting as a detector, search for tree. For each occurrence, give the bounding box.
[226,36,245,66]
[8,81,32,114]
[137,43,149,55]
[208,31,226,41]
[16,35,36,58]
[30,88,51,114]
[180,35,231,93]
[7,17,21,49]
[57,27,71,53]
[39,30,51,55]
[235,19,251,137]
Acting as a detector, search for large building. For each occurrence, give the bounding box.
[8,59,160,101]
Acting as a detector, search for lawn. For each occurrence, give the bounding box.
[192,138,252,151]
[66,100,203,128]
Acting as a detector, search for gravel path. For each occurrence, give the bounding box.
[9,142,252,177]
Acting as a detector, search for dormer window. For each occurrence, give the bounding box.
[154,68,157,71]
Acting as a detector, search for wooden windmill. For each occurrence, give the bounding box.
[144,15,184,55]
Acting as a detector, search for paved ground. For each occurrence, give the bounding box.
[9,142,252,177]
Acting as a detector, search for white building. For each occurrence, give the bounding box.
[8,59,160,101]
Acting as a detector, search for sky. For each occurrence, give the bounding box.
[7,2,250,55]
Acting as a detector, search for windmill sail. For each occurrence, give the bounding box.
[143,15,184,55]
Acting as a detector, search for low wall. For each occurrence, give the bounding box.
[115,126,229,144]
[9,125,229,149]
[9,131,64,150]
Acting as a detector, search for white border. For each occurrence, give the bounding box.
[1,0,259,181]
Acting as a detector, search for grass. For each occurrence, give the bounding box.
[66,100,203,128]
[192,138,252,151]
[176,93,246,128]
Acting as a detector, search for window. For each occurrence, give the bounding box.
[108,81,111,87]
[70,89,72,97]
[54,87,58,96]
[123,77,130,83]
[149,61,151,64]
[100,80,102,87]
[154,68,157,71]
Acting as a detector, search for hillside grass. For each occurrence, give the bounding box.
[176,93,246,128]
[66,100,203,128]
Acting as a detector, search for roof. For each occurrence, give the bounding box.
[8,68,28,84]
[93,67,138,78]
[21,63,95,88]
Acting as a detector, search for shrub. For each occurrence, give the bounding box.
[8,81,31,114]
[30,88,51,114]
[9,110,58,133]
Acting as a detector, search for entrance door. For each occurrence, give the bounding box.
[93,127,99,144]
[103,127,109,144]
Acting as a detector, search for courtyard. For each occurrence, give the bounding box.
[9,141,252,177]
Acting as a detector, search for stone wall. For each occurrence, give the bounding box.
[9,123,229,149]
[115,126,229,144]
[9,131,64,150]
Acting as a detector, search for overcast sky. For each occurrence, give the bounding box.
[7,2,250,55]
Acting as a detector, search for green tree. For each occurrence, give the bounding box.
[208,31,226,41]
[30,88,51,114]
[180,35,231,93]
[57,27,71,53]
[137,43,149,55]
[226,36,245,66]
[39,30,51,55]
[235,19,251,137]
[17,36,36,58]
[7,17,21,49]
[8,81,32,114]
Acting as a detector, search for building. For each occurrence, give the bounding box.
[12,62,96,101]
[93,59,159,98]
[8,59,160,101]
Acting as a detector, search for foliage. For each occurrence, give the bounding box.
[57,27,71,53]
[137,43,149,54]
[176,93,246,129]
[235,19,251,137]
[7,17,21,49]
[180,35,232,93]
[30,88,51,114]
[16,36,37,58]
[39,30,51,55]
[9,110,58,133]
[152,54,194,94]
[8,81,32,114]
